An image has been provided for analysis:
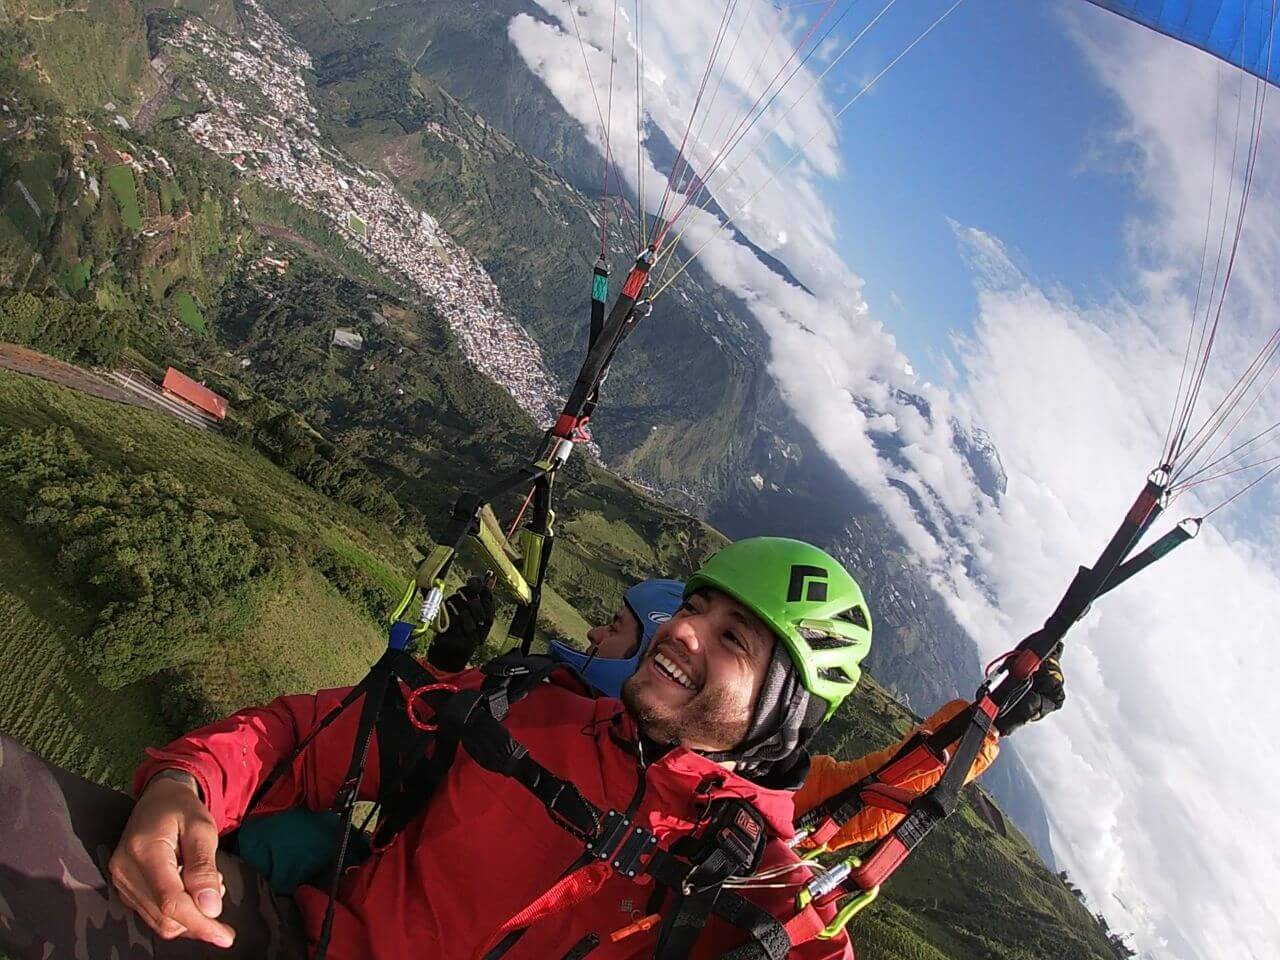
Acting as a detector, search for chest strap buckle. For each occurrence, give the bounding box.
[586,810,658,878]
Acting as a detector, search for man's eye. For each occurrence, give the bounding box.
[725,632,748,652]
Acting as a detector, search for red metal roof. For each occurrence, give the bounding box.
[162,367,228,420]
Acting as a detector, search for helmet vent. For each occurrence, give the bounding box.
[839,606,869,629]
[801,631,856,650]
[818,666,852,684]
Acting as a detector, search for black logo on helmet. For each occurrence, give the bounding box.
[787,565,828,603]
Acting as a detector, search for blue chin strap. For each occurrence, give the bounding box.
[549,579,685,698]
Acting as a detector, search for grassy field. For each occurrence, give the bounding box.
[347,212,367,235]
[174,291,207,332]
[173,564,387,722]
[0,517,171,788]
[106,165,142,232]
[58,259,93,294]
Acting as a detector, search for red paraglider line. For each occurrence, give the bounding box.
[652,0,741,246]
[1174,74,1270,476]
[1171,2,1276,472]
[1163,65,1224,465]
[658,0,841,245]
[567,0,639,253]
[1202,460,1280,519]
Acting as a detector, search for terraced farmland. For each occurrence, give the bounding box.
[0,519,169,788]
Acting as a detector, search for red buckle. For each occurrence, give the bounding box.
[405,683,459,732]
[1008,650,1042,682]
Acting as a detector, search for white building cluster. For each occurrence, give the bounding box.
[166,0,561,427]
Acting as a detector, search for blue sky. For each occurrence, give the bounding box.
[823,0,1142,379]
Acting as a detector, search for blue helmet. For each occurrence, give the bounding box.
[549,578,685,698]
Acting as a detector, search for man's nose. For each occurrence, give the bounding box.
[586,624,606,647]
[667,615,702,654]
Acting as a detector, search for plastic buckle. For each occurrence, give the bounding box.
[405,683,459,732]
[585,810,657,878]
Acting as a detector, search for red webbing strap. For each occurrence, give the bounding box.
[849,696,999,891]
[807,818,841,847]
[850,835,911,889]
[620,263,648,299]
[796,732,951,835]
[859,783,917,815]
[472,862,613,960]
[874,740,948,784]
[784,903,831,946]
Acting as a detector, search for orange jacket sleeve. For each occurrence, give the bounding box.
[793,699,1001,851]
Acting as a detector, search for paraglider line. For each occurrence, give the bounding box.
[1176,453,1280,493]
[652,0,742,242]
[656,0,843,246]
[1202,459,1280,519]
[1173,414,1280,492]
[601,0,621,258]
[1174,330,1280,487]
[566,0,639,253]
[1171,3,1275,469]
[636,0,647,247]
[1172,75,1270,475]
[652,0,884,285]
[1163,64,1224,464]
[652,0,966,300]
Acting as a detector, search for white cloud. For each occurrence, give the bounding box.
[948,10,1280,959]
[507,4,1280,958]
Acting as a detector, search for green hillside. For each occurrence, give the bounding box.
[0,2,1123,958]
[0,367,1114,960]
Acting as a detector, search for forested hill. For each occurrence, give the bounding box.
[0,0,1116,956]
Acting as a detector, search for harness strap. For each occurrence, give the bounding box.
[365,653,832,960]
[710,891,801,960]
[851,695,997,890]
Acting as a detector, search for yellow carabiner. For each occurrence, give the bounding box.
[816,885,879,939]
[794,854,880,940]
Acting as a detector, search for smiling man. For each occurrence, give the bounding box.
[0,538,870,960]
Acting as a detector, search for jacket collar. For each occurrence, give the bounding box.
[584,692,799,840]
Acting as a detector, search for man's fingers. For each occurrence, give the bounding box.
[179,819,224,918]
[110,851,187,939]
[135,838,234,947]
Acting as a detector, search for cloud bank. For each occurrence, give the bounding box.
[508,3,1280,958]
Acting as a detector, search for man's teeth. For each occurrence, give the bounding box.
[654,652,696,690]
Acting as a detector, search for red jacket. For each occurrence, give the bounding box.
[136,670,853,960]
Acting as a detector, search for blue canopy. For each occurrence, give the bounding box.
[1085,1,1280,86]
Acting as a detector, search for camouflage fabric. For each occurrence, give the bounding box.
[0,732,308,960]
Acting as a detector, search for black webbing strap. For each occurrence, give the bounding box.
[372,654,567,846]
[561,933,601,960]
[712,892,796,960]
[848,697,997,891]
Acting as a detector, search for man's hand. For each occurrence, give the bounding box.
[994,654,1066,735]
[108,770,236,948]
[427,575,497,672]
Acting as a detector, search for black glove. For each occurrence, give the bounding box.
[426,576,496,673]
[994,654,1065,736]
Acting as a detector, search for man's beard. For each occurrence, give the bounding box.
[621,671,753,753]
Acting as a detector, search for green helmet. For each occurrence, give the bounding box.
[684,537,872,721]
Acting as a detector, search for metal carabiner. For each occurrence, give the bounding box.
[794,854,881,940]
